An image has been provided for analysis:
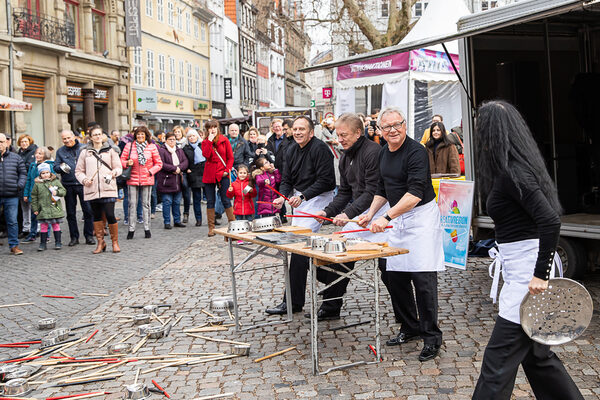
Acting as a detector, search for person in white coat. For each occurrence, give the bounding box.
[359,106,444,362]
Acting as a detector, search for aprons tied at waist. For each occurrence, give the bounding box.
[291,190,335,233]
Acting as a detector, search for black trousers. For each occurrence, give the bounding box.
[473,316,584,400]
[90,200,117,224]
[386,270,442,345]
[64,185,94,240]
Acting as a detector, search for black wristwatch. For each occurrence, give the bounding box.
[299,194,306,202]
[383,213,392,221]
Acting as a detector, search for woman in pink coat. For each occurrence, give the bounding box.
[120,126,163,239]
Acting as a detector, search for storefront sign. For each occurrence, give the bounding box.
[135,89,157,111]
[334,87,355,116]
[438,180,474,270]
[337,53,409,80]
[67,83,109,104]
[224,78,232,100]
[125,0,141,47]
[409,49,460,73]
[212,108,222,117]
[322,87,332,99]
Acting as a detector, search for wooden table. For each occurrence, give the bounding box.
[215,227,408,375]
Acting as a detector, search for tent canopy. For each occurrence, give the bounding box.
[0,95,32,111]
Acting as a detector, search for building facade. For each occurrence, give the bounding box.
[237,0,257,114]
[0,0,129,148]
[306,49,333,122]
[255,0,284,109]
[223,1,242,118]
[208,0,225,119]
[281,2,310,107]
[130,0,213,133]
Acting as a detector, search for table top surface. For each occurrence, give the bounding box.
[215,227,408,264]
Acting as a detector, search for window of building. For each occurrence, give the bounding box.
[167,1,174,26]
[177,7,182,31]
[194,65,200,96]
[187,62,192,94]
[156,0,163,22]
[158,54,165,89]
[133,47,142,85]
[147,49,155,87]
[169,57,175,90]
[414,1,428,17]
[381,0,388,17]
[193,18,199,38]
[145,0,152,17]
[481,1,498,11]
[200,22,206,41]
[179,60,184,91]
[185,12,190,34]
[202,68,207,97]
[64,0,80,48]
[91,0,105,53]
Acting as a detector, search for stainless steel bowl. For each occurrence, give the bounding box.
[49,328,70,341]
[309,236,332,251]
[132,314,151,325]
[324,240,347,254]
[38,317,56,330]
[0,365,19,382]
[210,296,234,315]
[41,334,60,347]
[5,365,40,380]
[251,215,282,232]
[124,382,150,400]
[207,316,225,326]
[227,220,252,233]
[242,185,253,195]
[232,344,250,356]
[137,324,152,336]
[108,342,132,355]
[2,378,32,397]
[146,325,165,339]
[141,304,158,315]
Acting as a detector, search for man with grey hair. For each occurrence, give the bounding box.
[359,106,444,362]
[0,133,27,254]
[227,124,252,169]
[54,129,95,246]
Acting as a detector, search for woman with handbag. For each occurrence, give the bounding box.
[75,125,123,253]
[120,126,163,239]
[157,132,189,229]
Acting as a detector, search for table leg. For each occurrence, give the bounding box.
[310,257,319,375]
[282,250,293,323]
[374,258,381,362]
[228,238,241,332]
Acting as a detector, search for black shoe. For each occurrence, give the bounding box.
[18,231,29,239]
[145,230,151,238]
[386,332,419,346]
[304,309,341,321]
[265,302,302,315]
[85,236,95,245]
[68,238,79,247]
[418,344,440,362]
[195,221,202,226]
[164,224,172,230]
[174,222,186,228]
[127,231,134,240]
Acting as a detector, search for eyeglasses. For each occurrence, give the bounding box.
[379,120,405,133]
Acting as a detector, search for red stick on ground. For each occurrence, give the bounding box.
[42,295,75,299]
[85,329,99,343]
[152,379,171,398]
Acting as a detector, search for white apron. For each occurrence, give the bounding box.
[291,190,335,233]
[384,199,445,272]
[342,203,390,241]
[488,239,562,325]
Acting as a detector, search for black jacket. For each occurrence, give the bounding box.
[0,150,27,197]
[279,137,336,201]
[229,136,253,168]
[324,136,381,219]
[18,144,38,170]
[267,134,294,171]
[182,144,205,189]
[54,140,86,186]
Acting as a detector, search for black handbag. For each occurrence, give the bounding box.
[116,143,133,185]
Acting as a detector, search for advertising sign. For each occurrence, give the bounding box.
[410,49,460,73]
[135,89,157,111]
[224,78,232,100]
[337,52,409,80]
[124,0,141,47]
[322,87,332,99]
[438,180,474,270]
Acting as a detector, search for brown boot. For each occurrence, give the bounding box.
[108,223,120,253]
[225,207,235,222]
[207,208,216,237]
[92,221,106,254]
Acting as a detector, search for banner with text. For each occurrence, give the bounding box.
[337,53,409,81]
[438,180,474,270]
[125,0,141,47]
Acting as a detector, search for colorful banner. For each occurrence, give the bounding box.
[337,52,409,81]
[409,49,460,73]
[438,180,474,270]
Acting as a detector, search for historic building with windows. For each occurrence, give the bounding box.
[130,0,213,133]
[0,0,129,148]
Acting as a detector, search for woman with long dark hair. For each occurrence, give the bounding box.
[182,129,206,226]
[425,121,460,175]
[472,100,583,399]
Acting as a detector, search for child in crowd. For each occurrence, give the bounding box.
[30,163,66,251]
[253,157,281,218]
[227,164,257,221]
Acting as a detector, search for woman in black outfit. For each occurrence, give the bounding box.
[472,100,583,399]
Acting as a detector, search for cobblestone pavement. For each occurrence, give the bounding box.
[1,226,599,399]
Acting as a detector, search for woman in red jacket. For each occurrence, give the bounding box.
[201,120,235,236]
[226,165,257,220]
[120,126,163,239]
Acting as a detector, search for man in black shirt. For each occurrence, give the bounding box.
[359,107,444,362]
[265,116,336,315]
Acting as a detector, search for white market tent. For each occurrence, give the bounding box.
[332,0,470,139]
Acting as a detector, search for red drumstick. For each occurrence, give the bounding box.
[0,341,40,345]
[46,392,107,400]
[285,214,334,222]
[295,210,335,222]
[0,344,29,348]
[257,201,276,205]
[42,295,75,299]
[152,379,171,398]
[264,183,290,202]
[85,329,99,343]
[334,226,393,234]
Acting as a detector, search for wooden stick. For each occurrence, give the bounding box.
[134,368,140,384]
[186,355,238,366]
[161,317,172,327]
[80,293,109,297]
[186,334,250,346]
[141,359,190,374]
[63,373,122,384]
[132,355,178,360]
[151,312,165,325]
[253,346,297,362]
[99,333,118,348]
[192,394,235,400]
[78,361,127,379]
[184,326,228,333]
[168,352,224,356]
[48,364,106,381]
[184,323,208,332]
[226,309,234,320]
[60,337,86,351]
[172,315,184,327]
[146,355,222,364]
[51,393,109,400]
[131,336,147,354]
[0,302,34,309]
[118,332,135,343]
[201,309,216,318]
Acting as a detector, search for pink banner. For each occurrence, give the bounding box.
[337,52,409,81]
[409,49,460,73]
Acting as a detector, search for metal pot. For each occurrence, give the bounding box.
[5,365,40,380]
[124,382,150,400]
[0,365,19,382]
[309,236,331,251]
[132,314,151,325]
[49,328,70,341]
[227,220,252,233]
[41,334,60,347]
[251,215,282,232]
[137,324,152,336]
[324,240,347,254]
[2,378,32,397]
[38,317,56,330]
[210,296,234,315]
[141,304,158,315]
[207,316,225,326]
[108,342,132,355]
[146,325,165,339]
[242,185,253,195]
[232,344,250,356]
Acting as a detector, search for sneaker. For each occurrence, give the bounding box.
[137,218,144,224]
[123,219,129,226]
[156,204,163,212]
[21,236,36,244]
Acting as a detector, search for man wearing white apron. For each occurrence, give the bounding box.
[266,116,336,315]
[359,107,444,362]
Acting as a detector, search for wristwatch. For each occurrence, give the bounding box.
[298,194,306,202]
[383,213,392,221]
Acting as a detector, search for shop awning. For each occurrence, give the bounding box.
[226,104,244,118]
[217,115,252,125]
[0,95,32,111]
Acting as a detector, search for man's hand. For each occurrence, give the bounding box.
[313,210,327,224]
[175,167,181,174]
[370,216,389,233]
[332,212,349,227]
[23,197,28,203]
[528,276,549,295]
[288,196,302,208]
[273,197,285,209]
[357,213,373,228]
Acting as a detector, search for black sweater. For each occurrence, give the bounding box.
[324,136,381,219]
[376,136,436,207]
[279,137,335,200]
[486,171,560,280]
